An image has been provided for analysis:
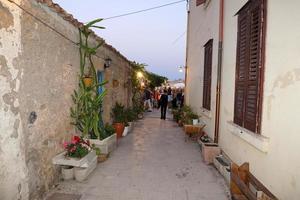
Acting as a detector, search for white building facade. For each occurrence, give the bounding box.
[185,0,300,199]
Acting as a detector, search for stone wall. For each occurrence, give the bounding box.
[0,0,132,199]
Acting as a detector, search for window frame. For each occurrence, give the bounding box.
[203,39,213,111]
[196,0,206,6]
[233,0,266,134]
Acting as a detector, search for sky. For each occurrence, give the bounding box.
[52,0,188,80]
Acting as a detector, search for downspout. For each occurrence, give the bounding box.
[184,1,190,105]
[214,0,224,143]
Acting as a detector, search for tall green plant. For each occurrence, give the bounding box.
[111,102,126,123]
[70,19,107,139]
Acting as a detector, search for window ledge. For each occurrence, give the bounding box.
[200,107,212,119]
[227,121,269,153]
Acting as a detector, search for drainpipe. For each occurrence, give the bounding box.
[214,0,224,143]
[184,1,190,105]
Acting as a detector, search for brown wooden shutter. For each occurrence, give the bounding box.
[234,9,249,127]
[234,0,265,133]
[203,39,213,110]
[196,0,206,6]
[244,0,264,132]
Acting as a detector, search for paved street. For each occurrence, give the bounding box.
[46,110,229,200]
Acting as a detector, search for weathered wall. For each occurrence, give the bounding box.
[0,0,29,199]
[186,0,300,199]
[219,1,300,199]
[185,0,220,139]
[0,0,132,199]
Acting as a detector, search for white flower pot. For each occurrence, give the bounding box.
[61,166,74,180]
[128,122,134,133]
[89,134,117,155]
[192,119,199,125]
[123,126,129,137]
[74,156,97,182]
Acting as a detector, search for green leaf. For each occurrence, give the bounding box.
[85,18,103,28]
[91,25,105,29]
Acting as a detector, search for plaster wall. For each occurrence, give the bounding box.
[0,1,29,199]
[186,0,220,139]
[0,0,132,199]
[219,1,300,199]
[187,0,300,199]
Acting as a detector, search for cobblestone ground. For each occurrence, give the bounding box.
[45,110,230,200]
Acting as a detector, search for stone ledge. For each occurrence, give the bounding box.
[227,121,270,153]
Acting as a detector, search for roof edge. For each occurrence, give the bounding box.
[36,0,133,65]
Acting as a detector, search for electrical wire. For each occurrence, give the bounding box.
[172,31,186,44]
[6,0,106,61]
[103,0,186,21]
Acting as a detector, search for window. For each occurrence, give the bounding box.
[234,0,266,133]
[196,0,206,6]
[203,39,213,110]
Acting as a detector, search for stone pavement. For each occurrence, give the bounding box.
[45,110,230,200]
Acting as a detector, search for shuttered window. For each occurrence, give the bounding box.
[234,0,266,133]
[203,39,213,110]
[196,0,206,6]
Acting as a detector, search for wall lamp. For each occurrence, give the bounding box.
[104,58,112,69]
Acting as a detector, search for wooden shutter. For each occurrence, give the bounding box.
[244,0,264,132]
[234,0,265,133]
[234,8,249,127]
[196,0,206,6]
[203,39,213,110]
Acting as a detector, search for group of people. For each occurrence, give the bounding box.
[143,87,184,120]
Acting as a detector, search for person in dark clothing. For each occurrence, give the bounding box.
[176,90,183,108]
[160,89,168,120]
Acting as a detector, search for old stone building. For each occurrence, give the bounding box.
[0,0,132,199]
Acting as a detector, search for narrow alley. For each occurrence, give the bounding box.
[46,110,229,200]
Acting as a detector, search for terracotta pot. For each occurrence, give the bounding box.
[83,77,93,87]
[113,123,125,139]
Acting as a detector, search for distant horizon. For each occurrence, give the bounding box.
[52,0,187,80]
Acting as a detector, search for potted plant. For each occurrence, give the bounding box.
[125,107,135,133]
[70,18,107,140]
[111,102,126,139]
[89,123,117,155]
[52,136,98,182]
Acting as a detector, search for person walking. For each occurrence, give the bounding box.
[144,88,152,112]
[160,89,168,120]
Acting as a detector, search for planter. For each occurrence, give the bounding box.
[61,166,74,180]
[83,77,93,87]
[128,122,134,133]
[192,119,199,125]
[74,156,97,182]
[113,123,125,139]
[123,126,129,137]
[89,134,117,155]
[52,150,97,168]
[202,143,221,164]
[97,154,108,163]
[184,124,205,141]
[213,155,231,185]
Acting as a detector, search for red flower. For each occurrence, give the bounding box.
[72,136,81,144]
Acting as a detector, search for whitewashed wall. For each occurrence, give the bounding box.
[186,0,300,199]
[186,0,220,139]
